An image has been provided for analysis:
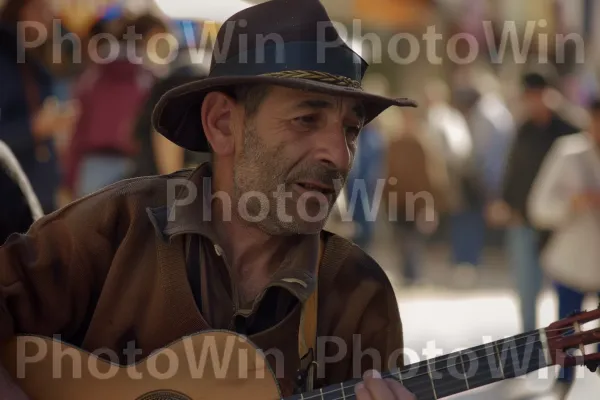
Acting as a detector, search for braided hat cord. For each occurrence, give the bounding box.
[261,70,362,89]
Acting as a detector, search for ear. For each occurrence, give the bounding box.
[201,92,238,156]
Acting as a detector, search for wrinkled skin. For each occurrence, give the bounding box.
[230,86,365,235]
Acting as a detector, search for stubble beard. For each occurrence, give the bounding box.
[233,126,334,236]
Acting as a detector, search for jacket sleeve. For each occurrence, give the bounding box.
[0,198,113,343]
[528,141,580,230]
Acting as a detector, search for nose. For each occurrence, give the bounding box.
[315,126,352,173]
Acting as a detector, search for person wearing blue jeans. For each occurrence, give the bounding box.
[449,207,486,267]
[506,224,544,333]
[499,71,580,334]
[554,282,600,393]
[395,220,425,285]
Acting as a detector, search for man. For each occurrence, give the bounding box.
[0,0,417,399]
[385,108,450,286]
[451,83,514,285]
[490,72,580,335]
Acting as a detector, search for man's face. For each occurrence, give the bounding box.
[522,88,547,119]
[232,86,364,235]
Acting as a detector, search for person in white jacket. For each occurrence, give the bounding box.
[528,98,600,399]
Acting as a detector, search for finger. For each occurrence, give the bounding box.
[363,370,395,400]
[355,382,374,400]
[384,378,416,399]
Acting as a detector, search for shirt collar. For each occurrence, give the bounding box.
[147,162,321,302]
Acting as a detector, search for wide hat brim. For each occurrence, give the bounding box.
[152,75,417,153]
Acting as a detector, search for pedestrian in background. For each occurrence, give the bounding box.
[528,96,600,400]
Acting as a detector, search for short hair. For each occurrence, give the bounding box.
[232,84,271,118]
[204,84,270,154]
[522,72,549,90]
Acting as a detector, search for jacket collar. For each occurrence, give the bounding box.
[146,163,321,302]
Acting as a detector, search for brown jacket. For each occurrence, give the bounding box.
[0,164,403,396]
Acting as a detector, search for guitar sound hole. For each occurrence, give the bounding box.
[135,390,192,400]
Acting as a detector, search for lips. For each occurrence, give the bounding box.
[293,181,335,196]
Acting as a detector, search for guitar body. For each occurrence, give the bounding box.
[0,331,282,400]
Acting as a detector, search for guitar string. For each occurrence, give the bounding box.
[299,336,545,400]
[294,326,592,400]
[296,336,546,400]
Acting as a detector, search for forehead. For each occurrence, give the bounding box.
[264,86,365,117]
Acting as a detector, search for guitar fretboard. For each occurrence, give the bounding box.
[287,329,548,400]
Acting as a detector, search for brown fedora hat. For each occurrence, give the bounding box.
[152,0,417,152]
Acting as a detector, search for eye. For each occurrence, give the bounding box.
[292,114,320,130]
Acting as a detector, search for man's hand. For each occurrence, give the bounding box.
[355,370,416,400]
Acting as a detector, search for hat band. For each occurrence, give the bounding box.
[209,41,365,87]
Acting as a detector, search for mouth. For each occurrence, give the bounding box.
[293,181,336,197]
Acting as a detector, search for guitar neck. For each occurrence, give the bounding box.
[288,329,550,400]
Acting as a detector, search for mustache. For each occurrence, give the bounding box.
[287,164,346,191]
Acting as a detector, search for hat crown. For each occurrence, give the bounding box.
[208,0,367,79]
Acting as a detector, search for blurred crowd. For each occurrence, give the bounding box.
[2,0,600,398]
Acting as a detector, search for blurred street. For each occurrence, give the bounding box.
[369,219,600,399]
[3,1,600,399]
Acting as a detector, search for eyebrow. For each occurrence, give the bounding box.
[296,99,366,122]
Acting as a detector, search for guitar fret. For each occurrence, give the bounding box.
[401,361,437,400]
[458,350,469,390]
[429,352,468,398]
[462,344,502,391]
[493,341,506,380]
[538,328,551,367]
[341,379,360,398]
[426,358,438,399]
[497,332,546,379]
[394,368,403,384]
[285,330,552,400]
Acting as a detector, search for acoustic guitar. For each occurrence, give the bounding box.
[2,307,600,400]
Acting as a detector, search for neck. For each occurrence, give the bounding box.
[210,169,291,301]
